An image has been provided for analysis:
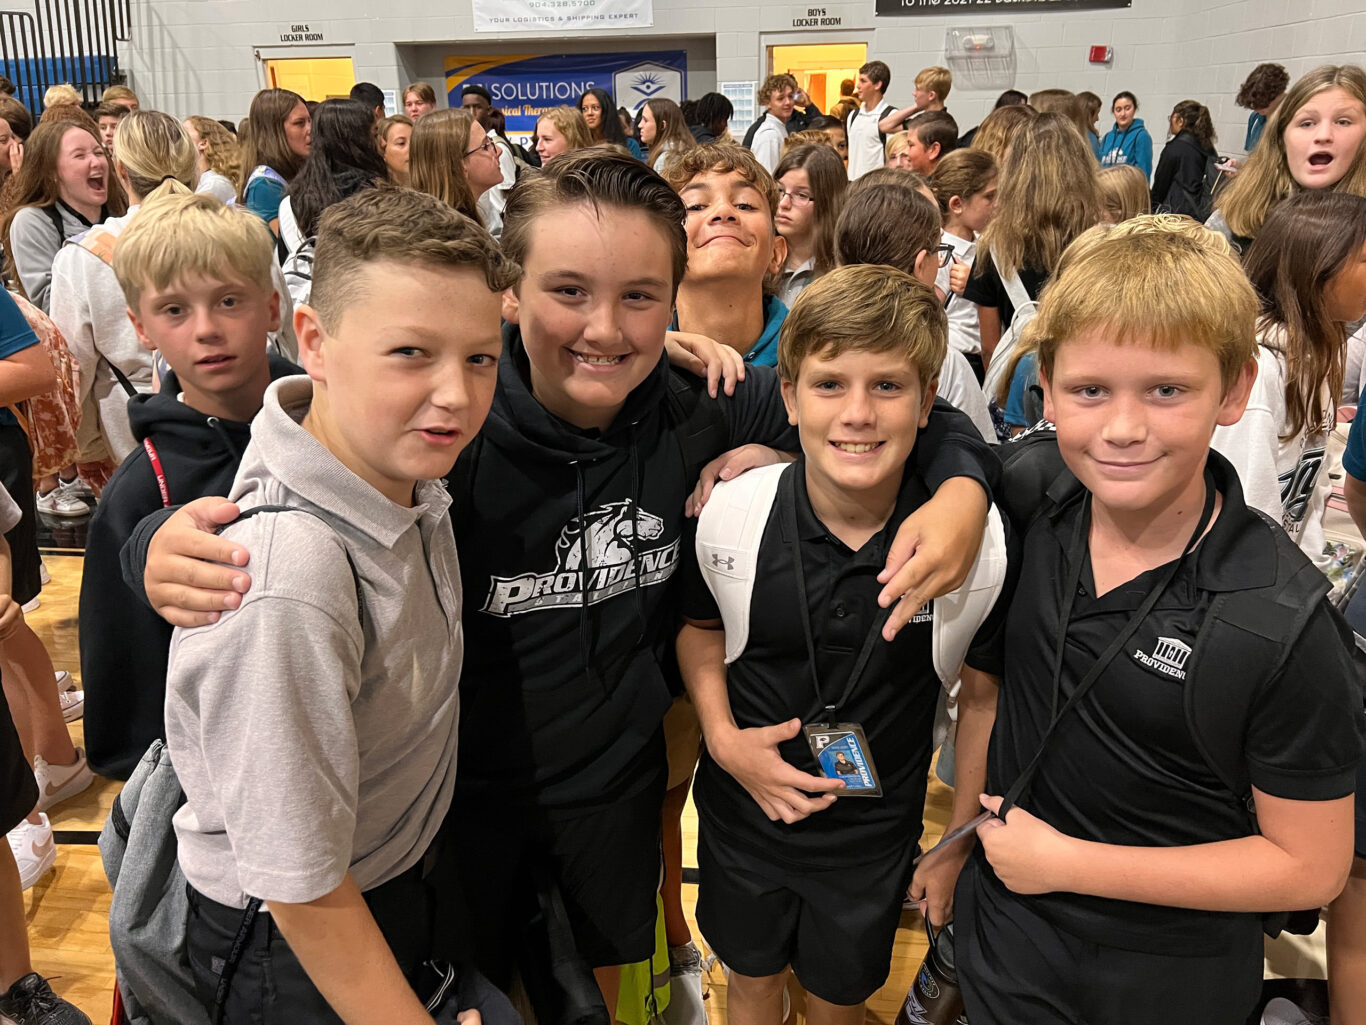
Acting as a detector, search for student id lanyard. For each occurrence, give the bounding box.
[996,479,1216,820]
[779,473,891,797]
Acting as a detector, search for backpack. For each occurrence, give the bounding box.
[741,115,767,149]
[846,104,897,148]
[694,462,1009,691]
[1161,138,1221,222]
[981,267,1041,437]
[99,505,363,1025]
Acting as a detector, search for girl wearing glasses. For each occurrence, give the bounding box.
[409,109,504,227]
[773,144,847,307]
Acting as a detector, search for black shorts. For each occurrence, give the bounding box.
[436,743,667,985]
[696,826,916,1006]
[0,676,37,833]
[0,424,39,606]
[954,855,1261,1025]
[1355,739,1366,860]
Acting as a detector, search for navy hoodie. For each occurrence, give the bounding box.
[82,356,300,779]
[451,326,1000,809]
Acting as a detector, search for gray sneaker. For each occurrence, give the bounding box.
[0,973,91,1024]
[664,942,708,1025]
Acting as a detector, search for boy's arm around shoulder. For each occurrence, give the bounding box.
[120,496,251,626]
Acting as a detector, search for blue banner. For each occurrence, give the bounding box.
[445,51,687,142]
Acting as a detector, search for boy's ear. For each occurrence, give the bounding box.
[267,288,282,335]
[294,303,327,382]
[126,306,158,354]
[917,376,940,428]
[1216,357,1259,427]
[780,376,799,426]
[768,232,788,276]
[928,142,942,162]
[501,286,520,325]
[1039,361,1055,423]
[912,249,937,288]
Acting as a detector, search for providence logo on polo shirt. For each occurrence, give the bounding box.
[1131,636,1192,681]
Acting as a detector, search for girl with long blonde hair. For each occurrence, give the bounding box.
[184,115,242,203]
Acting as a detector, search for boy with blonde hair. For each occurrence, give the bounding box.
[959,216,1364,1024]
[81,194,299,779]
[681,264,1009,1025]
[879,65,953,138]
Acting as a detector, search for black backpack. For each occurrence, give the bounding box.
[847,105,897,148]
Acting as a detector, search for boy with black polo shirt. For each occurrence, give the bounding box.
[957,216,1364,1025]
[679,265,1009,1025]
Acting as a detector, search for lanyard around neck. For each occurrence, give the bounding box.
[998,475,1216,819]
[778,468,893,721]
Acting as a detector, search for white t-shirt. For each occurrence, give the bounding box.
[1211,333,1332,570]
[938,348,996,444]
[936,231,981,356]
[195,169,239,205]
[847,100,892,180]
[750,113,787,174]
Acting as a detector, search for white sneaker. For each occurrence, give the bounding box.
[35,484,88,518]
[58,689,83,723]
[39,558,51,586]
[664,943,708,1025]
[33,748,93,812]
[55,670,75,693]
[20,595,38,613]
[58,477,93,501]
[6,814,56,890]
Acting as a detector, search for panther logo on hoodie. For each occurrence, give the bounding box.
[482,501,681,617]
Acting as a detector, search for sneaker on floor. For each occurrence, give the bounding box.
[1261,997,1323,1025]
[20,595,39,613]
[34,486,88,518]
[57,689,83,723]
[33,748,93,812]
[38,558,51,586]
[57,477,93,502]
[664,943,708,1025]
[6,815,56,891]
[0,972,91,1024]
[54,671,75,694]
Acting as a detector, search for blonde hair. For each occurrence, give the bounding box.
[113,192,276,311]
[1015,216,1257,402]
[1096,164,1150,223]
[884,131,909,162]
[536,106,593,153]
[403,82,437,107]
[977,112,1102,279]
[970,104,1037,167]
[101,85,138,107]
[408,109,484,225]
[1216,64,1366,240]
[779,263,946,389]
[782,129,835,156]
[915,66,952,103]
[43,83,81,108]
[114,111,195,204]
[758,74,798,105]
[378,113,413,147]
[186,115,242,189]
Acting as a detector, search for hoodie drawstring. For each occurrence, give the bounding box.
[206,416,247,462]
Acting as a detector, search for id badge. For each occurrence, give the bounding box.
[803,722,882,798]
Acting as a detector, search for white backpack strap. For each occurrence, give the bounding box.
[695,463,788,664]
[981,265,1039,400]
[1000,267,1033,313]
[931,505,1008,690]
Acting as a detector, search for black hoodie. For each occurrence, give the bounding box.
[81,356,301,779]
[451,326,999,809]
[1151,130,1218,220]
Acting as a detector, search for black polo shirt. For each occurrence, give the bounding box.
[982,452,1363,955]
[685,460,1007,870]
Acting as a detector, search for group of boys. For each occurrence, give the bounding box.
[55,104,1364,1025]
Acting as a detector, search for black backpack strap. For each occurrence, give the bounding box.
[879,104,896,145]
[226,504,364,628]
[663,372,730,487]
[103,354,139,398]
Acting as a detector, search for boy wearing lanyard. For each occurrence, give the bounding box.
[957,217,1364,1024]
[678,265,1010,1025]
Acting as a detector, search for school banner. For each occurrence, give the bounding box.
[877,0,1128,12]
[445,51,687,142]
[471,0,653,33]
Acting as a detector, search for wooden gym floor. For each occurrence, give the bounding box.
[22,550,1329,1023]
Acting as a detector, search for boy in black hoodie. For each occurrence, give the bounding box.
[80,194,299,779]
[123,152,999,1015]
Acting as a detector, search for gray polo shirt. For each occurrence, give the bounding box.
[167,376,463,909]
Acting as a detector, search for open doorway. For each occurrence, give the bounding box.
[770,43,866,116]
[264,57,356,101]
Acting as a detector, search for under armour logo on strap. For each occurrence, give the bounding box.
[712,554,735,570]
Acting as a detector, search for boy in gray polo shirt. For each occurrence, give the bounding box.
[163,186,519,1024]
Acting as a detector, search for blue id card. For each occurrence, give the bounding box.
[803,722,882,798]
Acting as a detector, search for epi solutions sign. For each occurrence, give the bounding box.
[472,0,653,33]
[877,0,1128,12]
[445,51,686,143]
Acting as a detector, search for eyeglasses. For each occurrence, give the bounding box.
[464,137,498,158]
[777,188,814,206]
[934,243,956,268]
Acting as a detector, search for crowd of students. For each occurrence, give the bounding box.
[0,53,1360,1025]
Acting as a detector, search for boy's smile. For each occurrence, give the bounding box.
[681,172,784,285]
[503,203,675,433]
[1042,329,1254,523]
